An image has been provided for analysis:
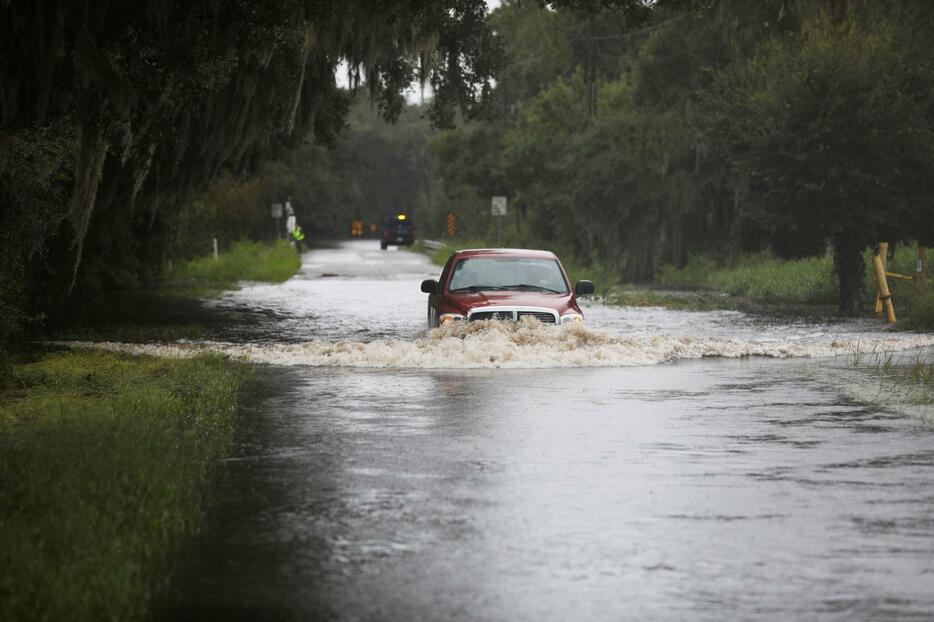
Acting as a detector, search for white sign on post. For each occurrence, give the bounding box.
[271,203,283,218]
[491,196,507,216]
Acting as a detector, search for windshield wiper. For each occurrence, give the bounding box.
[502,284,565,293]
[449,285,508,292]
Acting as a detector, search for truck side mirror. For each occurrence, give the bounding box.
[421,279,440,294]
[574,280,595,296]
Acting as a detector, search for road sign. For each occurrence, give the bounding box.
[271,203,283,218]
[446,213,456,237]
[491,196,507,216]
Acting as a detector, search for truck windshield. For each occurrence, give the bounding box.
[448,257,569,294]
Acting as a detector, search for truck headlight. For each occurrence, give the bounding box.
[440,313,466,324]
[560,313,583,325]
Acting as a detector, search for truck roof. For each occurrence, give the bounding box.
[453,248,558,259]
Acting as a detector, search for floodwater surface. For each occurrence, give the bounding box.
[149,241,933,621]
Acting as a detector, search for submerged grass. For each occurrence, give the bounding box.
[0,349,250,622]
[843,345,934,408]
[165,239,300,296]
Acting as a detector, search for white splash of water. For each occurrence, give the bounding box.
[51,319,934,369]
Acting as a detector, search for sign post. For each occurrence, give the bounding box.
[284,200,296,236]
[491,196,507,245]
[271,203,283,239]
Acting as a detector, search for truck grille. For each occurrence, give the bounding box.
[468,309,558,323]
[517,311,557,324]
[470,311,514,321]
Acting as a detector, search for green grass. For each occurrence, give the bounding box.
[658,253,836,305]
[0,349,250,622]
[602,287,735,311]
[165,239,300,295]
[52,322,209,344]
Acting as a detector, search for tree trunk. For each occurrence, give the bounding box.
[832,236,864,316]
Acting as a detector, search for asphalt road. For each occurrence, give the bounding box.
[162,240,934,621]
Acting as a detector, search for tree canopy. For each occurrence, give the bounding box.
[0,0,501,345]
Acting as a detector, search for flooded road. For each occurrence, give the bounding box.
[161,241,934,620]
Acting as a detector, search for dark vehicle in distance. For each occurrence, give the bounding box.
[420,248,594,328]
[381,214,415,249]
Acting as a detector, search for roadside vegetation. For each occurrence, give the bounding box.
[0,349,250,622]
[655,245,933,328]
[164,239,300,297]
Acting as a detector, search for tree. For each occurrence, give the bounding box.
[706,13,934,313]
[0,0,502,345]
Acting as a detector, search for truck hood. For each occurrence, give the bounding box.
[441,290,578,316]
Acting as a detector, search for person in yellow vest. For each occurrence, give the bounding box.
[292,225,305,253]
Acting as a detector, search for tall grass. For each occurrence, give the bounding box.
[0,350,249,621]
[844,346,933,407]
[658,253,836,304]
[167,239,300,293]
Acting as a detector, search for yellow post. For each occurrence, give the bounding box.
[872,252,896,323]
[874,242,888,315]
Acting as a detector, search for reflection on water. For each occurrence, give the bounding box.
[164,359,934,621]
